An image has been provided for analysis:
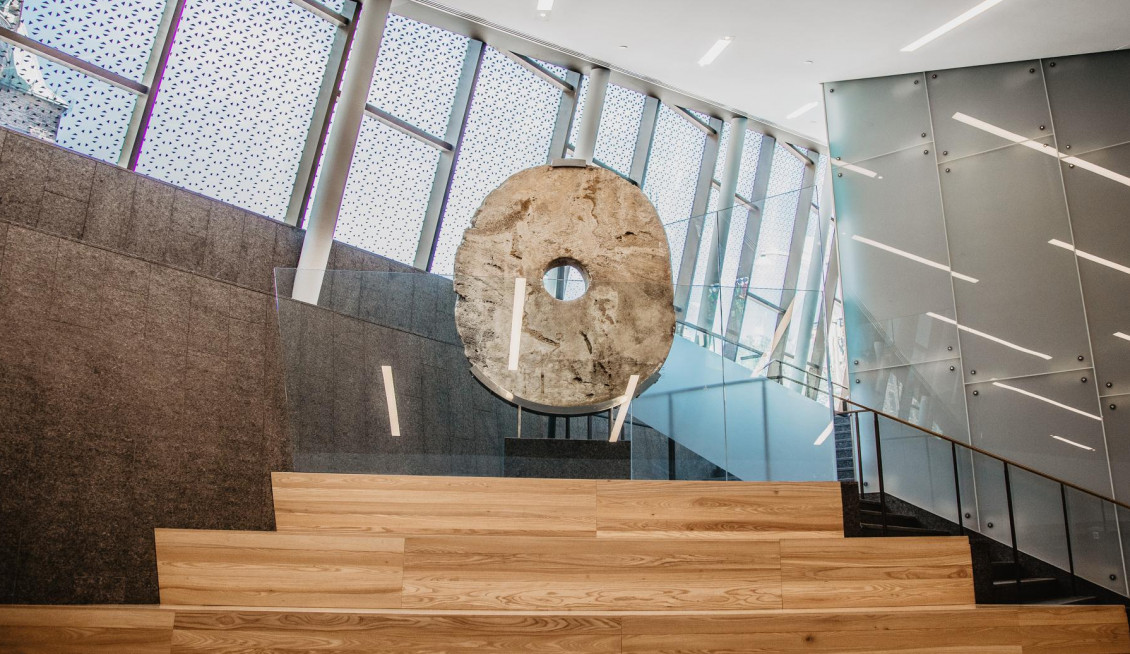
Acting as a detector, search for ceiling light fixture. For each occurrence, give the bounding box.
[1049,239,1130,275]
[787,101,819,119]
[901,0,1006,52]
[1052,434,1096,451]
[698,37,733,67]
[852,235,978,283]
[927,312,1051,360]
[992,381,1103,421]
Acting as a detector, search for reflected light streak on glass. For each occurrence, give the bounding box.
[1114,332,1130,343]
[953,113,1130,188]
[813,421,834,446]
[901,0,1006,52]
[507,277,526,371]
[852,235,978,283]
[608,374,640,443]
[381,366,401,437]
[927,312,1052,360]
[1052,434,1096,452]
[1049,239,1130,275]
[831,159,882,179]
[992,381,1102,421]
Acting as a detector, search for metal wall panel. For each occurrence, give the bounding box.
[824,72,932,165]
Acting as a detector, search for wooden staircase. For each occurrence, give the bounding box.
[2,474,1128,653]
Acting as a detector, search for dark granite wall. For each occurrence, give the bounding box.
[0,128,426,604]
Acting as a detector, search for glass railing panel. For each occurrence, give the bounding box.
[1009,466,1071,571]
[875,414,960,526]
[1065,488,1129,595]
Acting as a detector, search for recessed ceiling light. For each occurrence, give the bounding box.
[619,44,628,49]
[901,0,1006,52]
[698,37,733,67]
[536,0,553,10]
[787,101,819,119]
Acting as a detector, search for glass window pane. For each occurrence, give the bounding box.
[431,46,561,275]
[330,116,440,264]
[368,14,468,139]
[21,0,165,81]
[136,0,336,220]
[645,104,706,224]
[749,142,806,304]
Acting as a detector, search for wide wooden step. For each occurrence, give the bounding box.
[3,604,1128,653]
[271,473,847,539]
[155,529,974,611]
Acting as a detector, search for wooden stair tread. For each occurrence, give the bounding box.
[271,473,847,540]
[3,604,1127,653]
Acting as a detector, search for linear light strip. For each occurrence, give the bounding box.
[507,277,526,371]
[1049,239,1130,275]
[1115,332,1130,343]
[698,37,732,67]
[927,312,1052,360]
[813,421,834,446]
[1052,434,1096,452]
[953,113,1130,188]
[381,366,401,437]
[901,0,1006,52]
[992,381,1102,421]
[852,235,979,283]
[608,374,640,443]
[787,101,819,120]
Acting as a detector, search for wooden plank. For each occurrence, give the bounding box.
[1018,605,1130,654]
[171,610,621,653]
[622,606,1022,653]
[401,535,782,611]
[155,529,404,609]
[780,537,975,609]
[0,605,174,654]
[596,480,845,539]
[272,473,598,537]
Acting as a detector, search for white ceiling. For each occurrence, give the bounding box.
[426,0,1130,143]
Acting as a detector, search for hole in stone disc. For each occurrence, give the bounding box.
[542,259,589,301]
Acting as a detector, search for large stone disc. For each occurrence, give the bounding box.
[453,164,675,414]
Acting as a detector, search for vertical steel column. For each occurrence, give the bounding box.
[808,228,841,383]
[694,116,746,332]
[547,69,582,160]
[415,39,485,271]
[121,0,187,169]
[671,115,723,321]
[629,96,659,186]
[792,156,831,380]
[293,0,391,304]
[721,134,776,348]
[284,2,358,226]
[769,160,818,362]
[572,66,608,163]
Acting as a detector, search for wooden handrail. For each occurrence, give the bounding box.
[835,396,1130,512]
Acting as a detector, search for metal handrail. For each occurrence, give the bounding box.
[835,395,1130,511]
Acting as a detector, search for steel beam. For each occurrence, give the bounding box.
[694,116,747,332]
[794,157,832,383]
[415,39,485,271]
[671,114,723,321]
[293,0,391,303]
[0,26,147,95]
[503,51,575,93]
[629,95,659,185]
[364,104,454,151]
[721,134,777,352]
[572,66,608,163]
[547,68,582,160]
[121,0,186,168]
[289,0,351,26]
[768,158,818,362]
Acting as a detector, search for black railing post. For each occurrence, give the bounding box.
[1003,462,1022,595]
[951,441,963,536]
[1060,483,1078,596]
[873,412,888,536]
[853,412,864,495]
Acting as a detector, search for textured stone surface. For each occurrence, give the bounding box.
[454,165,675,413]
